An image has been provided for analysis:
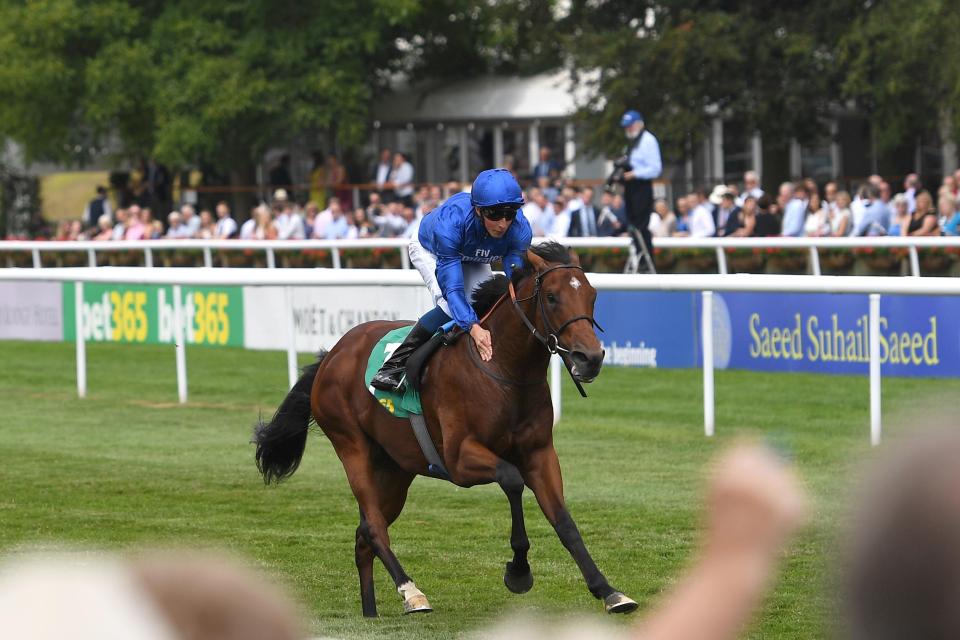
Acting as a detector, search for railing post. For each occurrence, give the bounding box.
[869,293,882,446]
[266,248,276,269]
[716,247,728,274]
[32,248,41,268]
[353,186,361,210]
[145,247,153,268]
[908,245,920,277]
[702,291,715,437]
[285,286,298,389]
[203,247,213,268]
[173,284,188,404]
[74,281,87,398]
[400,246,410,269]
[87,249,96,268]
[332,247,342,269]
[809,247,821,276]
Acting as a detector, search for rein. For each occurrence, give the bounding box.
[507,264,604,398]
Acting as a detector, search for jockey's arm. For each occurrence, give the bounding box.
[433,228,480,331]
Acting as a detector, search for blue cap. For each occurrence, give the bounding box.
[471,169,524,208]
[620,110,643,127]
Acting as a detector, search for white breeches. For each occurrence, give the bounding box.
[408,239,492,319]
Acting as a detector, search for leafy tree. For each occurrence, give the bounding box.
[564,1,861,160]
[0,0,418,187]
[838,0,960,153]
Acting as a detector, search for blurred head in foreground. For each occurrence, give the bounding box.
[0,550,303,640]
[845,427,960,640]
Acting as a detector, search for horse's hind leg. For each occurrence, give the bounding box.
[355,526,377,617]
[341,441,424,616]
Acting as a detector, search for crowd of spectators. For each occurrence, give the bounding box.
[49,147,960,244]
[662,169,960,239]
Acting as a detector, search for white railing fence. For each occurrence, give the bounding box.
[4,235,960,276]
[7,267,960,444]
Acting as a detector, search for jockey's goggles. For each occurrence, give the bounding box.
[478,204,521,222]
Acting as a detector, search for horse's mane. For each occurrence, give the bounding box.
[472,241,572,317]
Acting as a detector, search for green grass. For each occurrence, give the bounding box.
[0,340,954,638]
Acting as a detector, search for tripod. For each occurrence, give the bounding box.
[624,225,657,274]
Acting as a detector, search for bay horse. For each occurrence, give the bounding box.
[253,241,637,617]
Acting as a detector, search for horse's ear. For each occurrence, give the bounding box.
[526,249,548,272]
[567,249,581,267]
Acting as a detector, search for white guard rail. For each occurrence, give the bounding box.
[6,268,960,444]
[5,235,960,277]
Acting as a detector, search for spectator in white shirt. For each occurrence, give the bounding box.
[689,190,717,237]
[310,197,339,239]
[238,208,257,240]
[323,202,350,240]
[274,202,305,240]
[386,152,415,206]
[165,211,185,239]
[111,208,128,241]
[214,201,237,239]
[179,204,201,238]
[735,170,765,207]
[542,196,571,238]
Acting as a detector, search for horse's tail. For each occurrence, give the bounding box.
[253,352,326,484]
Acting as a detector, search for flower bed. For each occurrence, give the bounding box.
[725,248,765,274]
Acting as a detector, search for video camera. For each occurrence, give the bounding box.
[606,156,632,187]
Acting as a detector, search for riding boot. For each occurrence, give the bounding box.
[371,322,434,393]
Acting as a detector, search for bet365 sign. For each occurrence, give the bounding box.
[63,284,244,347]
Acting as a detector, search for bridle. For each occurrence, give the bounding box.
[508,264,604,397]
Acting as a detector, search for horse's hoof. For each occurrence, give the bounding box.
[403,594,433,614]
[503,561,534,594]
[604,591,638,614]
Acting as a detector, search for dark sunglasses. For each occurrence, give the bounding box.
[479,205,520,222]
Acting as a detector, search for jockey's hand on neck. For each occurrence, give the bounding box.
[470,324,493,361]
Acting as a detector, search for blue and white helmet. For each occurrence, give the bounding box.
[471,169,524,208]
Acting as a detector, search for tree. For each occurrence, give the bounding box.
[838,0,960,154]
[0,0,419,199]
[564,1,861,161]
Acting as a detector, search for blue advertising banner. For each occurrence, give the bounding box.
[596,290,960,377]
[595,291,698,368]
[710,293,957,377]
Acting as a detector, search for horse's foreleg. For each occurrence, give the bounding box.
[522,445,638,614]
[446,440,533,593]
[498,462,534,593]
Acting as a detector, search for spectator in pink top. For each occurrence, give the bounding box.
[124,205,146,240]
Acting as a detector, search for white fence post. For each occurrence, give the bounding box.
[74,281,86,399]
[173,284,188,404]
[715,248,727,275]
[702,291,715,437]
[809,247,821,276]
[285,286,298,389]
[869,293,882,446]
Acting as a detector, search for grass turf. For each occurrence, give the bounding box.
[0,340,953,638]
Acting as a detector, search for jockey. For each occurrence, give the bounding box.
[371,168,533,393]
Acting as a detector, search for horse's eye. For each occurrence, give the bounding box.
[546,292,557,303]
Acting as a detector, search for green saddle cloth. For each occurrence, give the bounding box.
[364,325,424,418]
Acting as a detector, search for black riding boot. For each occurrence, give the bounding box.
[370,322,434,393]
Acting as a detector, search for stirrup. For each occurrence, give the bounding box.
[371,370,406,393]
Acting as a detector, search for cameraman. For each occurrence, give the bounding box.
[617,110,662,268]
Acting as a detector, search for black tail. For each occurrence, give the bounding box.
[253,352,326,484]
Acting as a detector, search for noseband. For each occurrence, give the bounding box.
[508,263,604,397]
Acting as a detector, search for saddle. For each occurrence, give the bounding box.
[363,324,462,480]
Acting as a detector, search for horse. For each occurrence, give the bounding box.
[253,241,637,617]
